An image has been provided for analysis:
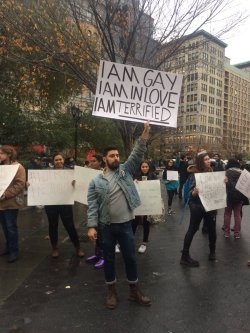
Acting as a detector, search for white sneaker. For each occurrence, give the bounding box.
[138,244,147,254]
[115,244,120,253]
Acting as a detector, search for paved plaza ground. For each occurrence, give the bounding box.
[1,199,250,333]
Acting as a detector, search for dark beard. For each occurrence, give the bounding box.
[106,161,120,170]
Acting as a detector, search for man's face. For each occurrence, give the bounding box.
[104,150,120,170]
[214,154,219,161]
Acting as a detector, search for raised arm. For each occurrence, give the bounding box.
[123,122,150,175]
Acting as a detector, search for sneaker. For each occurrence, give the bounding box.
[234,235,241,239]
[169,209,176,214]
[94,258,104,269]
[86,255,98,263]
[138,244,147,254]
[115,245,120,253]
[224,234,230,238]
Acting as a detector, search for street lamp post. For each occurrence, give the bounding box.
[68,104,83,162]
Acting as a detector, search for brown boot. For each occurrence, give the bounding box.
[105,284,118,310]
[128,284,151,306]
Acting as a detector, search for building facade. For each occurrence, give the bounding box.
[158,30,250,157]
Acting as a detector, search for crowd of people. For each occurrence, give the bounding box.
[1,122,250,310]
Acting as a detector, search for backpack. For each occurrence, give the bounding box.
[226,169,246,203]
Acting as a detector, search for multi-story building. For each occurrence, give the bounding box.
[159,30,227,155]
[223,59,250,154]
[157,30,250,157]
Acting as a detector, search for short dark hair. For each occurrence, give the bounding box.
[103,146,119,157]
[226,158,240,169]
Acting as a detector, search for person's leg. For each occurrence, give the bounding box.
[2,210,19,262]
[179,180,184,199]
[167,190,175,214]
[45,205,60,257]
[233,202,243,238]
[0,211,9,254]
[181,204,204,266]
[94,237,104,269]
[224,204,232,237]
[142,215,150,243]
[205,212,217,259]
[116,221,151,305]
[59,205,84,257]
[131,216,140,235]
[137,216,150,254]
[97,223,118,309]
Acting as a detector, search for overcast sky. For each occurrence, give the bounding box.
[221,0,250,64]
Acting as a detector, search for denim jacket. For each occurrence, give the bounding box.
[87,137,147,228]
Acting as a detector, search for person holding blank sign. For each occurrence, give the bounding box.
[180,152,217,267]
[0,145,26,263]
[132,161,157,254]
[162,159,179,215]
[44,153,85,259]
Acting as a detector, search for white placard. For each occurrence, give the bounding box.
[93,60,183,127]
[195,171,226,211]
[166,170,179,181]
[74,166,102,205]
[27,170,74,205]
[0,164,19,198]
[134,180,163,215]
[235,169,250,198]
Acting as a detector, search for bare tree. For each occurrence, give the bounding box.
[0,0,246,155]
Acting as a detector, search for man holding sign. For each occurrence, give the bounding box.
[87,123,151,309]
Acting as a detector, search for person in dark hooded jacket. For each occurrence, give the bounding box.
[180,152,217,267]
[224,158,246,239]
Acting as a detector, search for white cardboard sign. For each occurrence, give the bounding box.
[93,60,183,127]
[28,170,75,205]
[235,169,250,198]
[195,171,226,211]
[74,166,102,205]
[0,164,19,198]
[166,170,179,181]
[134,180,163,215]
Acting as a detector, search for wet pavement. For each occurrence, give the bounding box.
[1,198,250,333]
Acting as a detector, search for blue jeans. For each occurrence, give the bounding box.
[0,209,19,256]
[98,221,138,284]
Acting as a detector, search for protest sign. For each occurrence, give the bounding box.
[27,170,74,205]
[74,166,102,205]
[134,180,163,215]
[236,169,250,198]
[166,170,179,181]
[93,60,183,127]
[0,164,19,198]
[195,171,226,211]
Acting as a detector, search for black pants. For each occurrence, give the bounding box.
[178,180,186,198]
[167,190,175,208]
[132,216,150,242]
[183,203,217,254]
[45,205,80,249]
